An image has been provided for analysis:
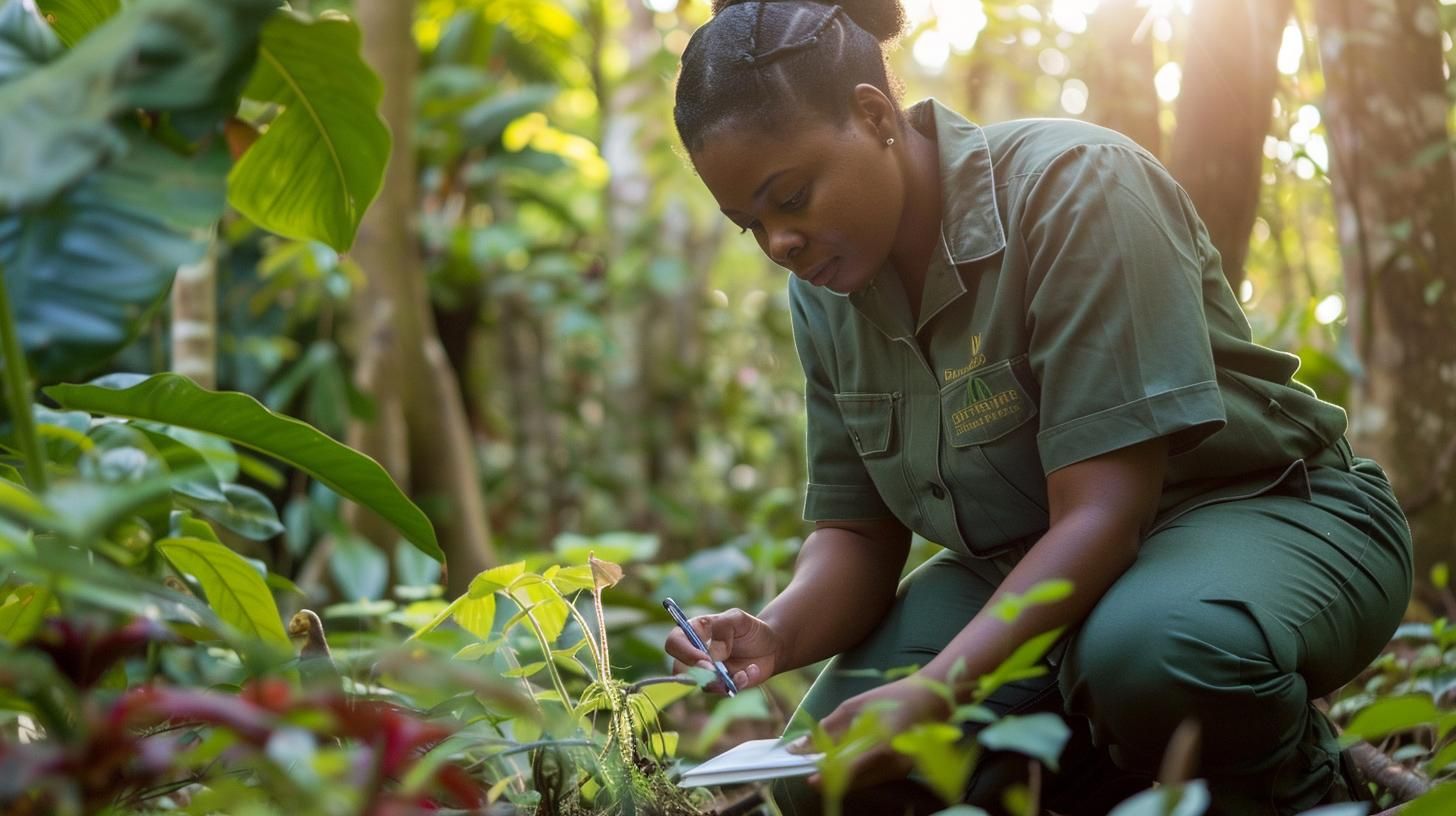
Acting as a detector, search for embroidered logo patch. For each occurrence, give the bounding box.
[951,383,1022,437]
[942,333,987,382]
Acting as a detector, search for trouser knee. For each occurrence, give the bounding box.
[1060,596,1309,776]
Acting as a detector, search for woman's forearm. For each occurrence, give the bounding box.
[759,522,911,672]
[919,506,1139,693]
[920,439,1166,698]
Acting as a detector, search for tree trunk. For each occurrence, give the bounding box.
[350,0,496,594]
[1317,0,1456,574]
[1169,0,1292,290]
[170,231,217,388]
[1084,0,1161,155]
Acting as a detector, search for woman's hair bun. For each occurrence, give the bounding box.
[707,0,905,44]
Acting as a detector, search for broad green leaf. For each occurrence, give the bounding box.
[229,13,390,251]
[694,688,770,752]
[547,563,594,593]
[0,536,216,630]
[0,0,272,209]
[468,561,525,599]
[0,1,61,83]
[40,470,201,542]
[1340,694,1440,745]
[158,535,289,650]
[1404,782,1456,816]
[453,594,495,639]
[36,0,120,46]
[130,426,226,502]
[975,628,1062,700]
[990,579,1073,623]
[0,136,228,383]
[0,584,52,644]
[633,678,697,712]
[45,374,442,562]
[513,580,568,644]
[0,475,50,521]
[975,713,1071,771]
[180,484,285,541]
[138,421,240,484]
[891,722,976,805]
[647,731,678,758]
[170,510,221,542]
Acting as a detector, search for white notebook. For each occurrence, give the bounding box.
[677,738,825,787]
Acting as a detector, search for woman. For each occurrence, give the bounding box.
[662,1,1413,813]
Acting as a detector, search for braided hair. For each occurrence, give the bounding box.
[673,0,907,155]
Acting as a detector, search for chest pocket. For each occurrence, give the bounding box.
[939,355,1049,555]
[941,355,1038,445]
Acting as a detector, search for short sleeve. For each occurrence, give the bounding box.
[1021,144,1227,474]
[789,284,894,521]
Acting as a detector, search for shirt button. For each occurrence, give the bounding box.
[929,483,946,500]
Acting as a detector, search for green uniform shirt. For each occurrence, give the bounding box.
[790,98,1348,558]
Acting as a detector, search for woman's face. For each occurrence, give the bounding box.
[690,109,905,295]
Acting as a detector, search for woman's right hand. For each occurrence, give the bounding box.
[664,607,785,693]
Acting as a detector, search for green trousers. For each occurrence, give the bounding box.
[772,452,1412,816]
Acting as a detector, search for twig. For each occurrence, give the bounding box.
[627,676,697,695]
[1349,741,1432,804]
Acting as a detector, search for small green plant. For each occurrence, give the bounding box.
[408,553,711,814]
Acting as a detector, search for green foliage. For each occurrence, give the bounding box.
[45,373,442,562]
[975,713,1071,772]
[0,0,267,382]
[33,0,118,46]
[157,535,290,650]
[1405,783,1456,816]
[228,13,390,251]
[0,0,269,209]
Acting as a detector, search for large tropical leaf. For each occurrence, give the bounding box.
[0,0,274,208]
[0,0,60,82]
[35,0,119,46]
[0,136,229,383]
[44,374,443,563]
[158,535,290,650]
[228,13,390,251]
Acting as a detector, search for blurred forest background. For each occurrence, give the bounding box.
[144,0,1456,607]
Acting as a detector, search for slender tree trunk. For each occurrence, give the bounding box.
[170,231,217,388]
[350,0,495,593]
[1169,0,1292,290]
[1317,0,1456,572]
[1084,0,1161,155]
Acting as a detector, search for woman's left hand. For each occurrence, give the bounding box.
[796,676,951,789]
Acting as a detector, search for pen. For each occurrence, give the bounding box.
[662,597,738,696]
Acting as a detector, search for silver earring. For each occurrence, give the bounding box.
[885,137,896,147]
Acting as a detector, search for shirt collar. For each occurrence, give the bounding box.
[850,98,1006,339]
